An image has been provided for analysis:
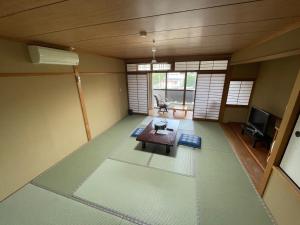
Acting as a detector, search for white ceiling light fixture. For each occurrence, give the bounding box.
[151,39,157,64]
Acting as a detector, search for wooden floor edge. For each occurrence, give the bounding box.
[220,123,262,191]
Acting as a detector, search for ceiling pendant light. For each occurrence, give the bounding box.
[151,39,157,64]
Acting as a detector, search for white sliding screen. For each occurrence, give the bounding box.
[193,74,226,120]
[127,74,148,114]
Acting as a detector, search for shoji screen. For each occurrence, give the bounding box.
[127,74,148,114]
[194,74,226,120]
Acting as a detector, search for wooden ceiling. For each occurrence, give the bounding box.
[1,0,300,59]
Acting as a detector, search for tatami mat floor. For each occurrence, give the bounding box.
[0,115,274,225]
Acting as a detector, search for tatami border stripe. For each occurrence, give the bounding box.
[108,157,195,178]
[31,182,152,225]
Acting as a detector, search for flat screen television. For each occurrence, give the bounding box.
[248,107,270,135]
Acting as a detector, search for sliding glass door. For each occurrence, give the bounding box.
[185,72,197,110]
[166,72,185,105]
[152,72,166,107]
[152,72,197,110]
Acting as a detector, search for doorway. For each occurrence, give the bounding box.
[150,72,197,119]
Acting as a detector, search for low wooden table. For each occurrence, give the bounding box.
[172,105,188,117]
[136,118,179,154]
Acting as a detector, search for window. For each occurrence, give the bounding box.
[167,72,185,90]
[175,61,199,71]
[166,72,185,104]
[126,64,137,72]
[226,80,254,106]
[200,60,228,70]
[153,63,171,71]
[185,72,197,108]
[138,64,151,71]
[186,72,197,90]
[152,73,166,89]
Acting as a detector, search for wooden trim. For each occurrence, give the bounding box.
[0,71,125,77]
[231,21,300,65]
[244,21,300,50]
[165,72,168,99]
[273,166,300,198]
[183,72,187,105]
[125,54,231,63]
[73,66,92,141]
[193,117,219,122]
[192,72,199,120]
[0,72,74,77]
[198,70,228,74]
[148,73,153,110]
[131,112,148,116]
[229,78,256,81]
[127,71,153,75]
[231,48,300,65]
[79,71,125,75]
[125,64,130,114]
[259,68,300,195]
[225,104,250,108]
[219,63,232,122]
[146,73,149,116]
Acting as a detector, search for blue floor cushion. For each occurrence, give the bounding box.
[178,134,201,148]
[131,128,145,137]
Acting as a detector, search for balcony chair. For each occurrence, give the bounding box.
[154,94,169,113]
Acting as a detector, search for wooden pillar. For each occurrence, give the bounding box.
[73,66,92,141]
[258,68,300,195]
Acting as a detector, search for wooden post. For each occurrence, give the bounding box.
[73,66,92,141]
[258,69,300,195]
[183,72,187,106]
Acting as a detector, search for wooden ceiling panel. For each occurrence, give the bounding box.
[85,46,237,59]
[29,0,300,44]
[0,0,300,58]
[76,32,264,51]
[0,0,254,37]
[0,0,64,18]
[32,16,297,46]
[76,34,259,58]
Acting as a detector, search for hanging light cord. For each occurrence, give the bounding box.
[151,39,157,64]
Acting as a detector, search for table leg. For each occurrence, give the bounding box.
[166,145,170,154]
[142,141,146,149]
[184,110,187,117]
[173,109,176,116]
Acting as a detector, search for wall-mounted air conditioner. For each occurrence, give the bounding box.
[28,45,79,65]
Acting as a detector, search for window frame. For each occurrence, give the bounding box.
[225,79,255,107]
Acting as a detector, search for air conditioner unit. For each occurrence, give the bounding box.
[28,45,79,65]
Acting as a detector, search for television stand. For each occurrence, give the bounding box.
[241,124,270,149]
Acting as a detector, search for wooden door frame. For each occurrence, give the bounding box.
[259,68,300,195]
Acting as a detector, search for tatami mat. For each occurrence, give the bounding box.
[109,138,152,166]
[149,146,195,176]
[140,116,153,126]
[15,115,273,225]
[33,115,145,195]
[179,119,195,131]
[74,159,197,225]
[194,145,273,225]
[193,122,232,152]
[0,184,123,225]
